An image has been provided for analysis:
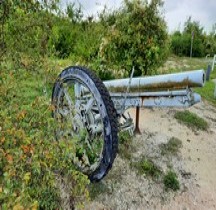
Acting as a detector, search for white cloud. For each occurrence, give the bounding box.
[62,0,123,18]
[62,0,216,33]
[164,0,216,33]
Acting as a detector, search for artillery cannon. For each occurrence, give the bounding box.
[52,66,205,182]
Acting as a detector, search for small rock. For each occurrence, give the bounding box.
[194,131,199,136]
[196,184,200,188]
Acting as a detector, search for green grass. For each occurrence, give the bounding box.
[118,131,134,160]
[88,182,111,199]
[174,110,209,131]
[160,137,182,156]
[210,68,216,79]
[195,81,216,106]
[163,171,180,191]
[159,56,216,107]
[133,157,162,180]
[132,157,180,191]
[158,56,208,74]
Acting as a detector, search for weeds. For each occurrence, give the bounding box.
[118,131,134,160]
[0,61,90,209]
[133,157,162,180]
[160,137,182,156]
[174,110,208,131]
[132,157,180,191]
[163,171,180,191]
[88,182,111,200]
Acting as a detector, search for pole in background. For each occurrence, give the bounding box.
[212,54,216,72]
[190,30,194,58]
[206,64,211,81]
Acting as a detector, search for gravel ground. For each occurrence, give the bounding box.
[84,101,216,210]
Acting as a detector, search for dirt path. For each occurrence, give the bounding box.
[85,101,216,210]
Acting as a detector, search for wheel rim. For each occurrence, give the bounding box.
[54,78,105,174]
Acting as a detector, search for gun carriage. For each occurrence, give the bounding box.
[52,66,205,181]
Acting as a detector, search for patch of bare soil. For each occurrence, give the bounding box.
[84,101,216,210]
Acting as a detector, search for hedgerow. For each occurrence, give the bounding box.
[0,58,90,209]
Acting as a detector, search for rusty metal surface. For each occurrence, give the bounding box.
[134,107,141,134]
[109,89,189,97]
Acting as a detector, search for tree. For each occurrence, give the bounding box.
[66,2,83,23]
[1,0,60,61]
[171,17,206,57]
[205,23,216,56]
[99,0,169,76]
[183,16,204,36]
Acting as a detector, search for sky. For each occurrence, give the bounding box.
[61,0,216,33]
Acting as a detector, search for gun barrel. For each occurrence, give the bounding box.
[104,70,205,93]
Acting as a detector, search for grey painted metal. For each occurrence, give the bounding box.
[110,90,201,114]
[103,70,205,93]
[103,70,205,117]
[81,69,205,133]
[121,66,135,114]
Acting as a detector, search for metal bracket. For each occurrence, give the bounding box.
[120,66,135,115]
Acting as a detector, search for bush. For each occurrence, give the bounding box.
[0,60,89,209]
[163,171,180,191]
[99,0,169,76]
[171,17,206,57]
[2,2,55,61]
[49,19,78,58]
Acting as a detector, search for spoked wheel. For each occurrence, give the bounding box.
[52,66,118,182]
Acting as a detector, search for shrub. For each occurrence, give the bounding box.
[2,2,56,60]
[99,0,169,76]
[171,17,206,57]
[163,171,180,191]
[50,20,78,58]
[0,61,89,209]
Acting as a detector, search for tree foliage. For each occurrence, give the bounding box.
[171,17,216,57]
[99,0,169,76]
[0,0,60,62]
